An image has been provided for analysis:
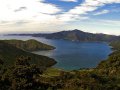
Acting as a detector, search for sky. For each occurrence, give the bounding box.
[0,0,120,35]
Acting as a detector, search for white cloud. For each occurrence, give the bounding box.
[0,0,120,23]
[97,19,120,27]
[0,0,61,22]
[60,0,78,2]
[0,0,65,33]
[94,10,110,15]
[58,14,89,22]
[0,0,120,34]
[59,0,120,22]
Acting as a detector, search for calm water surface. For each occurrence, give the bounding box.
[0,35,112,70]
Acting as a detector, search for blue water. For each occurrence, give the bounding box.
[0,36,112,70]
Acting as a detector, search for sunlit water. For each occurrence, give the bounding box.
[0,35,112,70]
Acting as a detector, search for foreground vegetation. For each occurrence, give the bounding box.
[0,40,120,90]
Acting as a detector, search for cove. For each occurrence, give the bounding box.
[0,35,112,70]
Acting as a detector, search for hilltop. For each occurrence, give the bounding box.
[9,29,120,42]
[37,29,120,42]
[0,39,55,51]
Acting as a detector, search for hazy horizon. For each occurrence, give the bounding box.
[0,29,119,36]
[0,0,120,35]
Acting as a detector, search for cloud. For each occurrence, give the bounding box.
[97,19,120,27]
[58,0,120,21]
[14,7,27,12]
[0,0,61,22]
[58,14,89,22]
[0,0,64,33]
[0,0,120,23]
[94,10,110,15]
[60,0,78,2]
[0,0,120,34]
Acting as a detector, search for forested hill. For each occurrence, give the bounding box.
[0,41,56,67]
[0,39,55,51]
[96,41,120,76]
[12,29,120,42]
[37,29,120,42]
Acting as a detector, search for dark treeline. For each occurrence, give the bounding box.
[0,56,49,90]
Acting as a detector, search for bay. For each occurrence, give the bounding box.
[0,35,112,70]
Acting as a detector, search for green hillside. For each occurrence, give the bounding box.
[0,41,56,67]
[0,39,55,51]
[97,41,120,76]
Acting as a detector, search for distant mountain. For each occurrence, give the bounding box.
[32,29,120,42]
[0,40,56,67]
[9,29,120,42]
[0,39,55,51]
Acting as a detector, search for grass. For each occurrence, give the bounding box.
[42,68,63,77]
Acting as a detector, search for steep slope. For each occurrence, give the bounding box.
[0,41,56,67]
[0,39,55,51]
[96,41,120,76]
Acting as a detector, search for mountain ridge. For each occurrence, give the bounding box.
[8,29,120,42]
[32,29,120,42]
[0,39,55,51]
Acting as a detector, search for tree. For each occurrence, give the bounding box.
[2,55,47,90]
